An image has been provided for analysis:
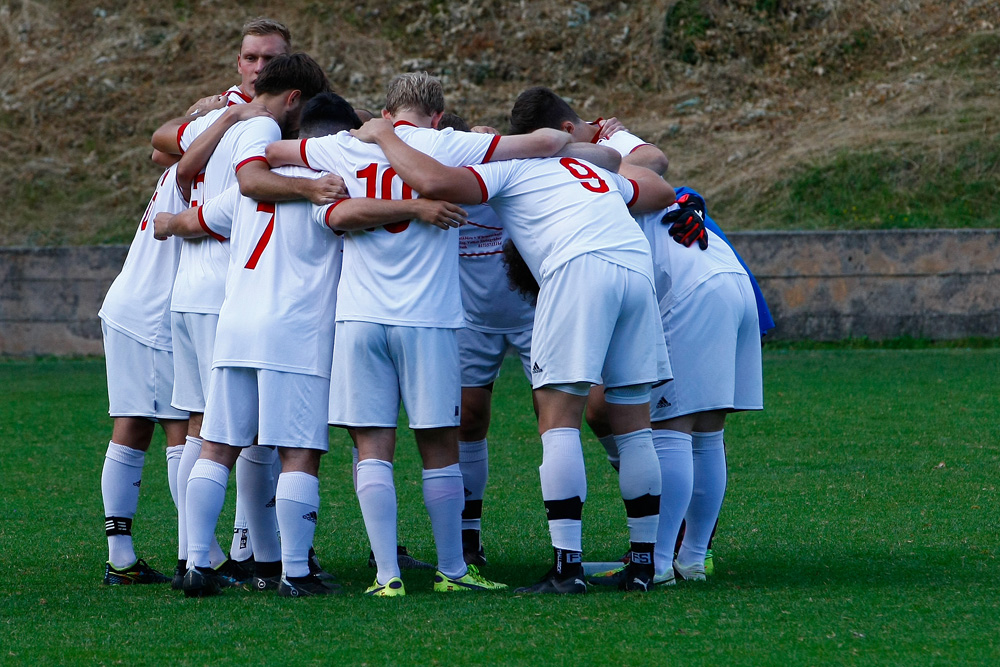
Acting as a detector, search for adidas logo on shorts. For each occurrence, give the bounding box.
[656,397,671,409]
[531,362,543,374]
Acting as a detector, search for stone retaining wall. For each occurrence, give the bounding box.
[1,230,998,355]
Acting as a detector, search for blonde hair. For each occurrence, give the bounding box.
[385,72,445,116]
[241,17,291,46]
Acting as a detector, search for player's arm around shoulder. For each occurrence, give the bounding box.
[619,163,676,212]
[556,143,622,173]
[489,128,570,161]
[237,159,347,205]
[623,144,669,176]
[265,139,308,169]
[318,196,467,232]
[154,206,206,241]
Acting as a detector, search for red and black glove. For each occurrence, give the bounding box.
[661,193,708,250]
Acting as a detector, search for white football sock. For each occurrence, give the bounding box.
[275,471,320,579]
[616,428,661,545]
[351,446,359,492]
[539,428,587,552]
[176,436,200,561]
[677,430,727,566]
[423,464,466,579]
[185,459,230,569]
[165,444,184,510]
[597,434,620,471]
[102,441,146,568]
[458,439,488,531]
[652,429,693,576]
[356,459,399,584]
[236,445,281,564]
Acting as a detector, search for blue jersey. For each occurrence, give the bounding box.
[675,186,775,336]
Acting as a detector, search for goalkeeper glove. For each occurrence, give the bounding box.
[661,193,708,250]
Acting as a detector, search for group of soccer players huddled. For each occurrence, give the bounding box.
[98,17,771,598]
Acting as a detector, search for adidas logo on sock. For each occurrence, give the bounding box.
[656,397,671,409]
[531,362,542,374]
[302,511,318,524]
[133,480,142,487]
[265,496,276,508]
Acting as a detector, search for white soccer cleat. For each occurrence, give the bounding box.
[673,559,707,581]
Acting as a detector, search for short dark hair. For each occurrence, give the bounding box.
[437,112,470,132]
[509,86,580,135]
[299,93,362,138]
[254,53,330,101]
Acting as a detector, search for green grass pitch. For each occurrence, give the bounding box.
[2,349,998,665]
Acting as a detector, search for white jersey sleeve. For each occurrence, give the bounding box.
[597,128,651,157]
[224,85,252,106]
[198,185,239,241]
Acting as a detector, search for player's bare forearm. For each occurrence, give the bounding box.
[151,149,179,168]
[623,144,669,176]
[176,105,272,192]
[557,144,622,173]
[238,162,347,204]
[352,120,481,203]
[151,116,193,155]
[265,139,308,168]
[153,208,205,240]
[490,128,570,161]
[324,198,467,231]
[620,163,676,212]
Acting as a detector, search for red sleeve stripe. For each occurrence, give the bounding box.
[590,118,605,143]
[464,167,488,204]
[324,199,348,229]
[299,139,311,169]
[626,179,640,208]
[229,89,252,104]
[176,121,191,155]
[628,143,654,155]
[235,155,269,173]
[198,206,227,242]
[482,134,501,163]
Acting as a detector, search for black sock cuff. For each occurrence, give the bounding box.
[105,516,132,537]
[544,496,584,521]
[462,499,484,520]
[624,493,660,519]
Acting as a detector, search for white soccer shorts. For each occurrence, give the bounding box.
[328,321,461,429]
[458,326,532,388]
[530,254,671,390]
[103,323,188,420]
[201,366,331,450]
[651,271,764,422]
[169,311,219,413]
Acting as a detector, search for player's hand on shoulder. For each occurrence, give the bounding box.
[598,117,627,140]
[470,125,500,135]
[414,199,467,230]
[351,118,395,144]
[185,94,226,117]
[661,193,708,250]
[152,212,175,240]
[226,103,273,122]
[306,173,349,205]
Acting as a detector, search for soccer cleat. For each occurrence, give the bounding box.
[308,548,337,582]
[103,558,171,585]
[215,557,254,588]
[653,570,677,587]
[433,564,507,592]
[171,559,187,590]
[704,549,715,576]
[588,564,625,580]
[252,575,281,591]
[514,565,587,595]
[586,562,654,591]
[368,545,434,570]
[278,573,342,598]
[673,559,707,581]
[464,544,488,567]
[462,530,488,567]
[181,566,223,597]
[365,577,406,597]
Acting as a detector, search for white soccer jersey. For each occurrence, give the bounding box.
[99,165,186,350]
[635,208,747,313]
[224,85,252,106]
[303,123,500,328]
[458,204,535,333]
[177,107,227,208]
[198,166,342,377]
[592,125,651,158]
[466,157,652,285]
[170,114,280,315]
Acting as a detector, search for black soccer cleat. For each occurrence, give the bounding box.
[215,556,254,588]
[308,548,337,582]
[462,530,488,567]
[588,561,654,592]
[514,565,587,595]
[171,559,187,590]
[103,558,171,585]
[182,566,223,598]
[277,573,343,598]
[368,545,434,570]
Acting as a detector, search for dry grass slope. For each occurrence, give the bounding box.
[0,0,997,244]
